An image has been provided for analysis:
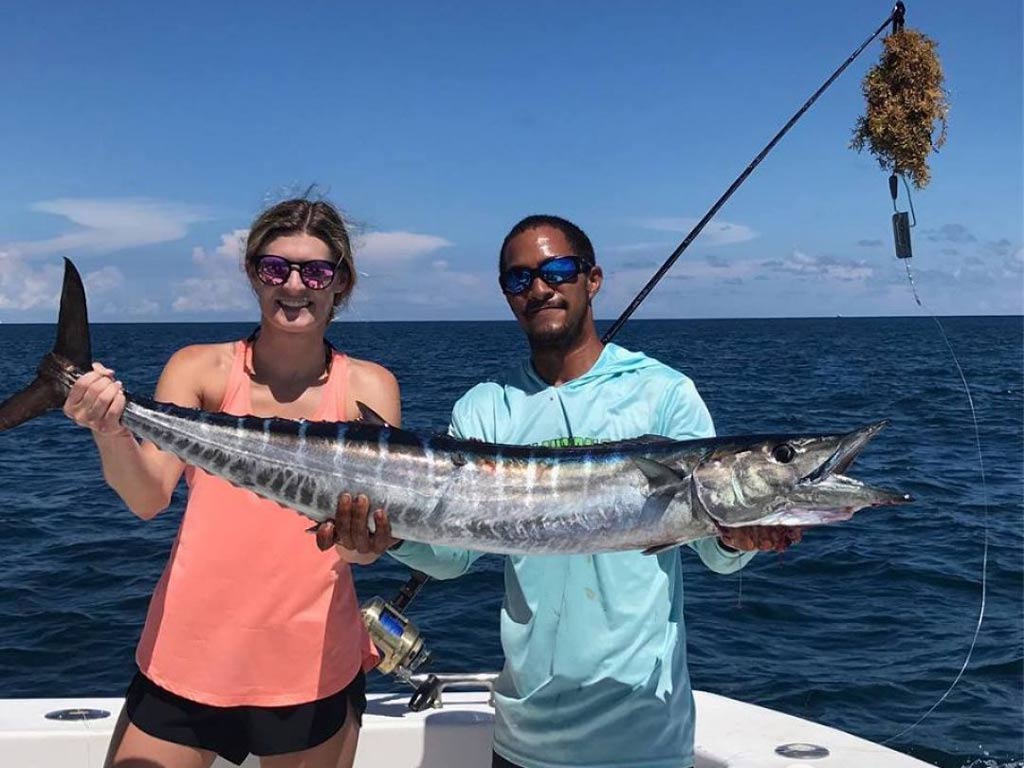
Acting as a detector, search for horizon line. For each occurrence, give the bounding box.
[0,313,1020,326]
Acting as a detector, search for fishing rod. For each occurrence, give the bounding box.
[601,2,905,343]
[368,1,909,704]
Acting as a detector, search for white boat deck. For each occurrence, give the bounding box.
[0,689,933,767]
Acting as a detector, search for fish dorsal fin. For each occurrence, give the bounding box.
[611,434,677,450]
[356,401,390,427]
[642,542,683,556]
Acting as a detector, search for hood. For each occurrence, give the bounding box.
[519,343,665,395]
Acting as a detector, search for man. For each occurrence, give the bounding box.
[329,214,801,768]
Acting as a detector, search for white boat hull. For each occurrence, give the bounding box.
[0,689,933,767]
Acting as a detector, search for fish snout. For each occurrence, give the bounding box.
[800,420,890,484]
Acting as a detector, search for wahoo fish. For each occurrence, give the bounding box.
[0,260,911,555]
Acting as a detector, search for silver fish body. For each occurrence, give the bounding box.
[0,259,912,556]
[119,393,908,555]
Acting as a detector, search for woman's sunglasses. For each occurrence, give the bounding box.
[499,255,592,296]
[254,255,339,290]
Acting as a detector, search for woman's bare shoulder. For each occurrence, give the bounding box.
[165,342,237,375]
[158,341,239,408]
[346,356,398,388]
[345,356,401,425]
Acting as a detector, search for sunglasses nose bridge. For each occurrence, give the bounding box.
[527,272,555,295]
[278,264,306,289]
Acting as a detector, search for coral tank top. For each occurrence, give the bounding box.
[136,339,379,706]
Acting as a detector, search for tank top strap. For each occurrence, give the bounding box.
[218,339,252,412]
[318,351,349,421]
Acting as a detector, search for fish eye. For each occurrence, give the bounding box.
[771,443,796,464]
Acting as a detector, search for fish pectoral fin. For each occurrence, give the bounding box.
[635,458,692,526]
[355,401,391,427]
[642,542,683,556]
[633,457,689,492]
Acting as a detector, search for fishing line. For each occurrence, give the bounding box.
[878,250,991,745]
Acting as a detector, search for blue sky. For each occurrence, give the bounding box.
[2,0,1020,322]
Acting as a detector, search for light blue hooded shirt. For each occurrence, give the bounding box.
[390,343,754,768]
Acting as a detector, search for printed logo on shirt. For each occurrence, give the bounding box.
[537,436,601,448]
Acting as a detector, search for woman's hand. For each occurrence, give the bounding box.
[62,363,130,438]
[316,493,401,563]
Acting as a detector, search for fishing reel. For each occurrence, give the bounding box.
[361,570,499,712]
[360,570,432,683]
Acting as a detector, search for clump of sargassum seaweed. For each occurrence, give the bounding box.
[851,29,949,189]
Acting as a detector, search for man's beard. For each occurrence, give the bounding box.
[524,307,587,350]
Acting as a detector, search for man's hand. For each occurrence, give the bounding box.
[315,493,401,559]
[719,525,803,553]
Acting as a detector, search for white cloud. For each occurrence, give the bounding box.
[348,258,491,318]
[606,257,758,284]
[0,251,64,310]
[189,229,248,274]
[97,297,162,317]
[172,230,251,313]
[763,250,875,282]
[172,275,253,313]
[355,231,452,267]
[84,265,125,293]
[637,217,758,246]
[83,266,161,317]
[8,198,206,257]
[172,227,454,314]
[0,254,156,317]
[1004,245,1023,277]
[604,241,674,255]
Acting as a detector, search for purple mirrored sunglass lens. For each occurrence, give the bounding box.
[300,262,336,288]
[257,257,291,284]
[255,256,337,289]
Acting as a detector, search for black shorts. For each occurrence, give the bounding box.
[493,752,524,768]
[124,670,367,766]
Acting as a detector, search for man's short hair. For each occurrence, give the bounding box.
[499,215,596,269]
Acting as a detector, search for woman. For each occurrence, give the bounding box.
[63,197,398,768]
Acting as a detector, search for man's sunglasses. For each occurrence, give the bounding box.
[254,255,339,290]
[499,255,592,296]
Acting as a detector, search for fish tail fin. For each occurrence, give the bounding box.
[0,258,92,432]
[52,258,93,370]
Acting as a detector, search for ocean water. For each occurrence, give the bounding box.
[0,317,1020,768]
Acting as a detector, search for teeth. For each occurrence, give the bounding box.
[278,300,310,308]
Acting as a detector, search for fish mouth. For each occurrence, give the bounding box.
[700,420,912,533]
[755,474,912,527]
[799,420,889,485]
[769,420,911,526]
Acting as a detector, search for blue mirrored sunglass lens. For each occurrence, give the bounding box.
[539,259,580,282]
[501,270,533,293]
